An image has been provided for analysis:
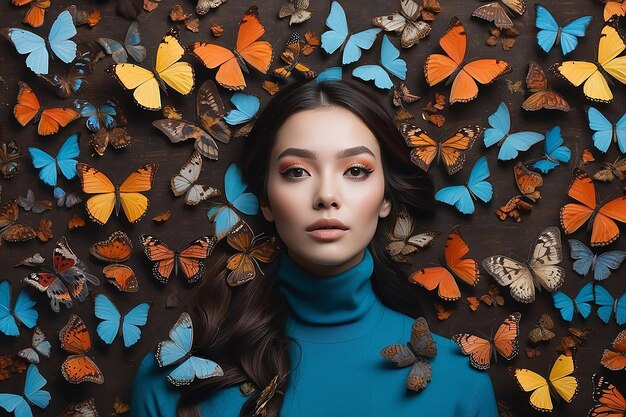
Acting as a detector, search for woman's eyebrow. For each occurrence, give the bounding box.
[277,146,375,160]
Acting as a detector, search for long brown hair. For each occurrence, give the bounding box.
[177,80,434,417]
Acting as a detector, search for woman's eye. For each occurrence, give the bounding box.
[281,167,309,178]
[346,166,373,178]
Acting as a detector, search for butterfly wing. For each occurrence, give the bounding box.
[593,196,626,246]
[168,356,223,386]
[493,312,521,360]
[59,315,104,384]
[118,163,158,223]
[498,131,545,161]
[97,38,127,63]
[452,333,493,370]
[0,281,20,336]
[106,63,160,111]
[380,343,416,367]
[467,155,493,203]
[23,364,50,410]
[177,236,216,283]
[12,287,38,330]
[26,147,57,187]
[321,1,349,55]
[482,256,535,303]
[189,43,241,90]
[568,239,594,276]
[424,17,464,86]
[444,226,479,287]
[399,123,438,172]
[511,368,553,411]
[47,10,77,64]
[549,355,578,404]
[533,126,570,173]
[139,235,175,283]
[196,79,230,145]
[153,119,219,160]
[156,312,192,367]
[595,251,626,281]
[120,302,150,348]
[439,126,481,175]
[225,163,259,216]
[76,163,116,225]
[559,15,592,56]
[435,185,474,215]
[89,231,133,263]
[560,169,596,235]
[224,93,260,125]
[155,27,194,96]
[409,317,437,358]
[590,374,626,417]
[528,226,565,293]
[124,21,146,63]
[94,294,121,345]
[552,291,576,322]
[352,65,393,90]
[473,2,513,29]
[2,28,48,74]
[484,102,510,148]
[342,28,381,65]
[595,284,615,324]
[452,59,511,104]
[54,133,80,181]
[236,6,273,74]
[587,107,615,153]
[534,5,560,54]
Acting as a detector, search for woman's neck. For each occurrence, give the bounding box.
[285,248,366,276]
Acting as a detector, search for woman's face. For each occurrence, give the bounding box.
[261,106,391,276]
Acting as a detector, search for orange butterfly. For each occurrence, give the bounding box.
[14,81,79,136]
[496,162,543,222]
[272,32,316,82]
[423,17,512,104]
[139,234,217,284]
[189,6,273,90]
[226,223,280,287]
[522,61,570,112]
[452,312,521,370]
[560,169,626,246]
[59,314,104,384]
[12,0,50,27]
[408,225,479,301]
[89,231,137,292]
[601,330,626,371]
[590,374,626,417]
[602,1,626,20]
[399,123,482,175]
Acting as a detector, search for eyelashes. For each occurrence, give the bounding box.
[278,162,375,180]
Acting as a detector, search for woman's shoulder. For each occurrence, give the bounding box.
[130,351,181,417]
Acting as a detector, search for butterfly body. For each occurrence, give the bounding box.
[94,294,150,347]
[552,282,594,322]
[535,4,592,56]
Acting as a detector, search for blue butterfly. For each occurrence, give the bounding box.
[352,35,406,90]
[595,284,626,325]
[586,106,626,154]
[535,4,592,56]
[321,1,381,65]
[0,280,38,337]
[27,132,80,187]
[0,364,50,417]
[484,102,545,161]
[434,156,492,215]
[569,239,626,281]
[155,312,223,386]
[207,163,259,240]
[1,10,77,75]
[94,294,150,348]
[72,99,123,133]
[97,21,146,64]
[552,282,594,322]
[224,93,260,126]
[316,67,342,83]
[532,126,571,174]
[18,327,51,364]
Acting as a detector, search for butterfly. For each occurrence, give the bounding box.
[511,354,577,412]
[484,102,545,161]
[13,81,79,136]
[569,239,626,281]
[38,50,94,99]
[316,66,343,83]
[153,79,231,160]
[392,82,420,107]
[94,294,150,348]
[76,162,158,225]
[386,208,439,260]
[156,312,223,385]
[224,92,260,138]
[272,33,316,82]
[594,157,626,182]
[495,162,543,222]
[372,0,433,48]
[522,61,570,112]
[532,126,571,174]
[57,398,98,417]
[560,169,626,246]
[400,123,482,175]
[1,9,77,75]
[107,26,194,111]
[189,6,272,90]
[453,312,521,370]
[171,152,220,206]
[71,99,125,133]
[53,187,82,208]
[59,314,104,384]
[253,375,281,417]
[27,133,79,187]
[434,155,492,215]
[321,1,381,65]
[435,302,454,320]
[380,317,437,391]
[535,5,592,56]
[409,226,479,301]
[589,374,626,417]
[0,200,36,244]
[602,0,626,20]
[18,327,51,364]
[0,280,37,337]
[208,163,260,240]
[24,237,100,313]
[587,107,626,154]
[472,0,526,29]
[278,0,312,25]
[89,231,138,292]
[139,234,217,284]
[90,127,132,157]
[0,364,50,417]
[424,17,512,104]
[594,284,626,325]
[553,24,626,103]
[195,0,226,14]
[65,5,100,28]
[527,313,556,343]
[483,226,565,303]
[552,282,594,322]
[225,223,279,287]
[17,190,51,214]
[12,0,50,28]
[97,21,146,63]
[0,140,21,179]
[601,331,626,371]
[352,34,406,90]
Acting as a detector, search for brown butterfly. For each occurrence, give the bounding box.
[278,0,312,25]
[272,33,316,82]
[386,208,438,262]
[522,61,570,112]
[527,313,555,343]
[393,82,420,107]
[472,0,526,29]
[0,200,36,244]
[556,327,591,356]
[90,127,131,157]
[226,223,280,287]
[593,157,626,182]
[0,138,21,179]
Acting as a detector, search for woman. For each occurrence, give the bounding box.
[131,80,498,417]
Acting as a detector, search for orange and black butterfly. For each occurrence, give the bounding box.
[0,200,36,244]
[14,81,79,136]
[399,123,482,175]
[59,314,104,384]
[139,234,217,284]
[522,61,570,112]
[590,374,626,417]
[272,33,316,82]
[89,231,137,292]
[601,330,626,371]
[12,0,50,28]
[496,162,543,222]
[226,223,279,287]
[560,169,626,246]
[452,312,521,370]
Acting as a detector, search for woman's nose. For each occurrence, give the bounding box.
[313,176,340,209]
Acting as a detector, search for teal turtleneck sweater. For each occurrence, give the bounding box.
[131,249,498,417]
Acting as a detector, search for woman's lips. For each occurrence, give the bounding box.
[307,229,347,241]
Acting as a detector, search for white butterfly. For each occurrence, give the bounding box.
[18,327,51,363]
[170,152,220,206]
[482,226,564,303]
[386,208,439,261]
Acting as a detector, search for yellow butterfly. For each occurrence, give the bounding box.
[106,27,194,111]
[509,354,578,412]
[76,162,158,225]
[553,24,626,103]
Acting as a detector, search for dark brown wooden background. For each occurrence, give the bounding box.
[0,0,625,415]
